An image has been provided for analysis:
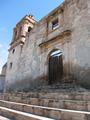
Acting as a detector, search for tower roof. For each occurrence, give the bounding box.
[15,15,37,27]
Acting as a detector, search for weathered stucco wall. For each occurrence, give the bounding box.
[6,0,90,91]
[64,0,90,87]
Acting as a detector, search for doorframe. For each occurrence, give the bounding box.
[48,49,63,84]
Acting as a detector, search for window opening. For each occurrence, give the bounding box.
[52,18,59,30]
[12,49,15,54]
[28,27,32,32]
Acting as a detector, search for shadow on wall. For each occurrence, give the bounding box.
[71,63,90,89]
[6,76,48,92]
[6,63,90,92]
[0,75,5,93]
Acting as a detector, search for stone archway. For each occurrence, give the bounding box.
[48,49,63,84]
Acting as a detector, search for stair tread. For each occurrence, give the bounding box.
[0,106,55,120]
[0,116,10,120]
[0,100,90,115]
[16,97,90,102]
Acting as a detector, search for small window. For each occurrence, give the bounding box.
[10,62,13,69]
[12,49,15,54]
[28,27,32,32]
[52,19,59,30]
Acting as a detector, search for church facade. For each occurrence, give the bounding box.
[5,0,90,91]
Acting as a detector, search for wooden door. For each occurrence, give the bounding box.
[49,53,63,84]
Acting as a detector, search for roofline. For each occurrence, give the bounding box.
[47,1,65,18]
[15,15,37,27]
[38,1,66,23]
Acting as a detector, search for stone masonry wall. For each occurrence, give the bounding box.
[6,0,90,91]
[64,0,90,87]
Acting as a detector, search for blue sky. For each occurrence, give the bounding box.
[0,0,64,73]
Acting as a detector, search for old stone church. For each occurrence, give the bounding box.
[5,0,90,91]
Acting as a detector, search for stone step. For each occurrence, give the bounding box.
[37,83,86,92]
[0,103,90,120]
[26,98,90,111]
[3,91,90,101]
[1,96,90,112]
[0,100,90,119]
[0,115,10,120]
[0,106,55,120]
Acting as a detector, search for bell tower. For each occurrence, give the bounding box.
[9,15,36,50]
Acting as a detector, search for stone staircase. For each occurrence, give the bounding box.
[0,90,90,120]
[0,106,55,120]
[0,100,90,120]
[0,115,10,120]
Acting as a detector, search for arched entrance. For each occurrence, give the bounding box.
[48,49,63,84]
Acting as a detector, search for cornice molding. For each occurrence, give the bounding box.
[39,29,71,47]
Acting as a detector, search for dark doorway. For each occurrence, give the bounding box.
[48,50,63,84]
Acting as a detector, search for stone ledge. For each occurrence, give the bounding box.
[0,101,90,120]
[0,106,54,120]
[0,100,90,120]
[0,115,10,120]
[39,30,71,47]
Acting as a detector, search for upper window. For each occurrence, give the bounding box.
[28,27,32,32]
[12,49,15,54]
[52,18,59,30]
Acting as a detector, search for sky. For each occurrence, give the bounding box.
[0,0,64,73]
